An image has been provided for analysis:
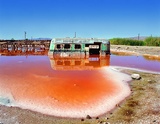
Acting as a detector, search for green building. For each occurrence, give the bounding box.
[48,38,110,58]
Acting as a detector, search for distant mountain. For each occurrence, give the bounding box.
[16,38,52,40]
[30,38,52,40]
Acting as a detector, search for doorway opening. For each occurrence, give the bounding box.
[89,42,101,55]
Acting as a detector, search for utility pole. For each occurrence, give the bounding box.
[24,31,27,40]
[74,32,76,38]
[138,33,140,40]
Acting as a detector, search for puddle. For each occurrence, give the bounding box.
[0,55,131,118]
[0,52,160,118]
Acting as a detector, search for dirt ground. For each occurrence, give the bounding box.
[0,45,160,124]
[111,45,160,57]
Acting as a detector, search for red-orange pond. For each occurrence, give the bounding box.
[1,54,147,118]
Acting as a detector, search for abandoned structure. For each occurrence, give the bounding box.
[48,38,110,58]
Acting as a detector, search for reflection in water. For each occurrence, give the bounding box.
[0,47,48,56]
[0,54,131,118]
[143,54,160,62]
[111,51,135,56]
[50,55,110,70]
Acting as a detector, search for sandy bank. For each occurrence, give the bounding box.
[111,45,160,58]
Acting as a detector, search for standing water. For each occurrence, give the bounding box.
[0,52,160,118]
[111,54,160,73]
[0,53,131,118]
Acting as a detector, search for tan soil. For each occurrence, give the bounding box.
[107,70,160,124]
[111,45,160,57]
[0,45,160,124]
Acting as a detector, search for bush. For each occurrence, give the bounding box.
[110,37,160,46]
[110,38,145,46]
[144,37,160,46]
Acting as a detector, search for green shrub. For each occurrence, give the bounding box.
[110,38,145,46]
[144,37,160,46]
[110,37,160,46]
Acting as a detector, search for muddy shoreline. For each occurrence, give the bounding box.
[0,45,160,124]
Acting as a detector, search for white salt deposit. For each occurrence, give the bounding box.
[111,66,160,74]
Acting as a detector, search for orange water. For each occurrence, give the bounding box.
[0,56,130,117]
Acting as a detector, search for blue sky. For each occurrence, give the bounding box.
[0,0,160,40]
